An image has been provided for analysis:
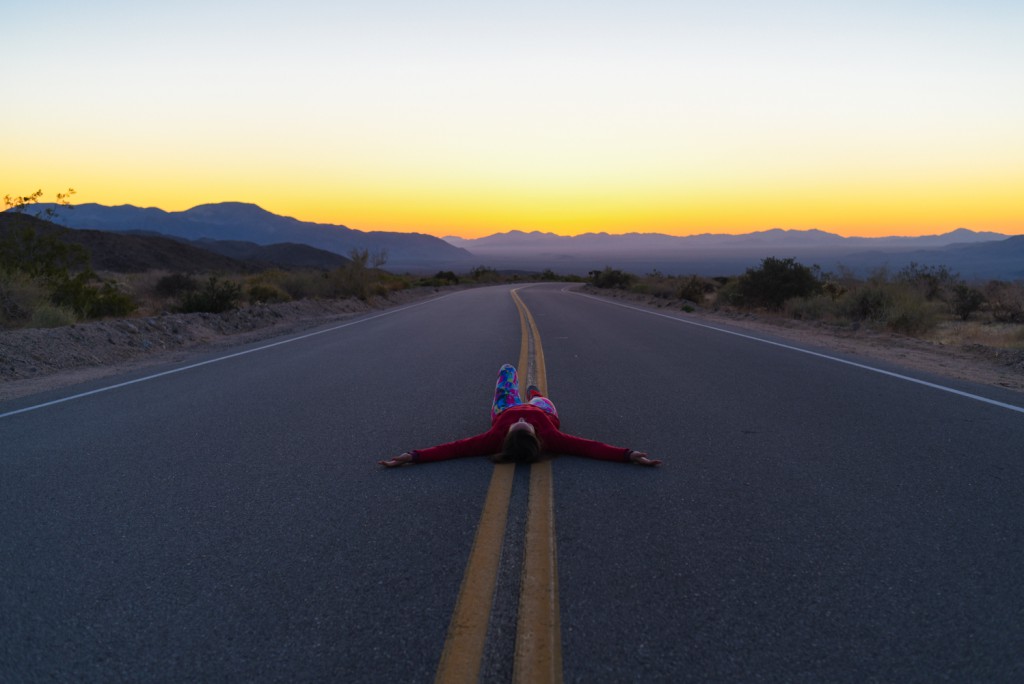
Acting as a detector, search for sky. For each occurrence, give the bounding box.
[2,0,1022,238]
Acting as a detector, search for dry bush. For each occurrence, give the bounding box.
[30,303,78,328]
[0,272,51,328]
[628,272,716,304]
[884,288,943,335]
[258,270,330,301]
[784,294,838,321]
[985,281,1024,323]
[931,321,1024,349]
[677,275,715,304]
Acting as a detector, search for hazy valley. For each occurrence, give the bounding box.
[24,201,1024,280]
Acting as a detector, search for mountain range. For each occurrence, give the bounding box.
[30,202,473,271]
[0,212,352,273]
[18,202,1024,280]
[444,228,1024,280]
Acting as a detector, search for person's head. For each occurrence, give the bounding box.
[495,418,541,463]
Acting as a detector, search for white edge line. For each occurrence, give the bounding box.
[1,294,453,419]
[571,289,1024,415]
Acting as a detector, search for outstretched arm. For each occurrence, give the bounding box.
[542,428,661,466]
[379,428,504,467]
[628,450,662,467]
[379,452,414,468]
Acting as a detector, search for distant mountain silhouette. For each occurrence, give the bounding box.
[0,212,351,273]
[443,227,1021,279]
[445,227,1006,252]
[837,235,1024,280]
[14,203,1020,278]
[29,202,473,270]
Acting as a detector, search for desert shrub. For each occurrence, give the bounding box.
[714,279,743,307]
[589,267,633,289]
[434,270,460,284]
[155,273,199,298]
[369,278,399,298]
[785,294,837,321]
[327,264,368,300]
[469,266,500,283]
[382,273,411,293]
[678,275,713,304]
[822,280,846,301]
[539,269,576,282]
[0,268,136,324]
[950,283,985,321]
[47,273,137,319]
[247,283,291,304]
[0,218,135,322]
[0,272,48,327]
[84,282,137,318]
[895,263,958,302]
[985,281,1024,323]
[179,276,242,313]
[884,289,941,335]
[833,280,939,334]
[30,303,78,328]
[626,271,676,299]
[0,221,90,279]
[736,257,821,309]
[838,285,890,322]
[323,248,392,300]
[627,282,659,298]
[275,270,330,300]
[417,271,461,288]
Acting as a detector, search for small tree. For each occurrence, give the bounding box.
[0,220,90,279]
[3,188,76,221]
[737,257,821,309]
[678,275,711,303]
[432,270,459,284]
[589,266,633,289]
[896,262,958,302]
[950,283,985,321]
[984,280,1024,323]
[469,266,500,283]
[179,276,241,313]
[0,208,138,325]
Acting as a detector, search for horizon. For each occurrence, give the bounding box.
[3,2,1022,240]
[18,199,1017,242]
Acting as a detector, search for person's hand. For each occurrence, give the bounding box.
[629,450,661,467]
[379,452,414,468]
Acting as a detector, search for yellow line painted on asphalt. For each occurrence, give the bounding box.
[514,289,531,381]
[435,288,531,683]
[512,289,548,396]
[435,462,516,684]
[511,287,563,684]
[435,286,563,684]
[514,459,562,684]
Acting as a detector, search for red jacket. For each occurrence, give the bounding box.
[410,404,633,463]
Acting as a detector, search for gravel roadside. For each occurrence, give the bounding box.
[0,288,445,402]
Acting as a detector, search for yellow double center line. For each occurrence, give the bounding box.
[435,288,562,684]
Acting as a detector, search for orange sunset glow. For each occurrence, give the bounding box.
[3,1,1022,240]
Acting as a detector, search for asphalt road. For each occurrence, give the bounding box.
[2,283,1023,682]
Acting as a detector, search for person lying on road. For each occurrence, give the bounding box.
[380,364,661,467]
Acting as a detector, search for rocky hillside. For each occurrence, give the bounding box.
[0,212,350,273]
[27,201,474,271]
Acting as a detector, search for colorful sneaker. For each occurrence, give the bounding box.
[526,385,542,399]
